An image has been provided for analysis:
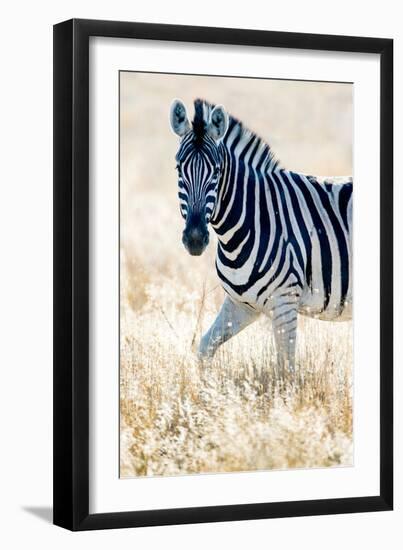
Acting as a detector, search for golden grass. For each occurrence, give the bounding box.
[119,72,353,478]
[120,250,353,478]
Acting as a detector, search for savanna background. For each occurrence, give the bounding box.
[120,72,353,478]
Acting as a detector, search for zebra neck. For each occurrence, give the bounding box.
[210,144,276,241]
[209,118,281,266]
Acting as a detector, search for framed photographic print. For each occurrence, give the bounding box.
[53,19,393,530]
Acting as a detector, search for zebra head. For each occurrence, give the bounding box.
[170,99,229,256]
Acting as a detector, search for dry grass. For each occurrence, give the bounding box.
[120,249,353,478]
[119,72,353,478]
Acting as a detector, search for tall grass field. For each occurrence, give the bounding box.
[119,72,353,478]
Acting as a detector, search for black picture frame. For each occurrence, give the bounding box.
[53,18,393,531]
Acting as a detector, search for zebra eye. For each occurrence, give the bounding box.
[213,166,220,177]
[175,163,181,172]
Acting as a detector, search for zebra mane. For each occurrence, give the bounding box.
[192,98,280,170]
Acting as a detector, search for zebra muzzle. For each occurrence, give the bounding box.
[182,225,209,256]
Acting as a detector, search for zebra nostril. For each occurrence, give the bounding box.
[182,231,191,247]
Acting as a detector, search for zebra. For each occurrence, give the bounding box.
[169,98,352,378]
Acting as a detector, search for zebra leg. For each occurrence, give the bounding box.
[198,296,258,360]
[271,302,298,381]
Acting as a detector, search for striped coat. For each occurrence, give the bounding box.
[170,98,352,376]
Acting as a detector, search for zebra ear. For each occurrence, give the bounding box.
[170,99,190,137]
[207,105,229,141]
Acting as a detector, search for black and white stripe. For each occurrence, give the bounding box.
[170,98,352,375]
